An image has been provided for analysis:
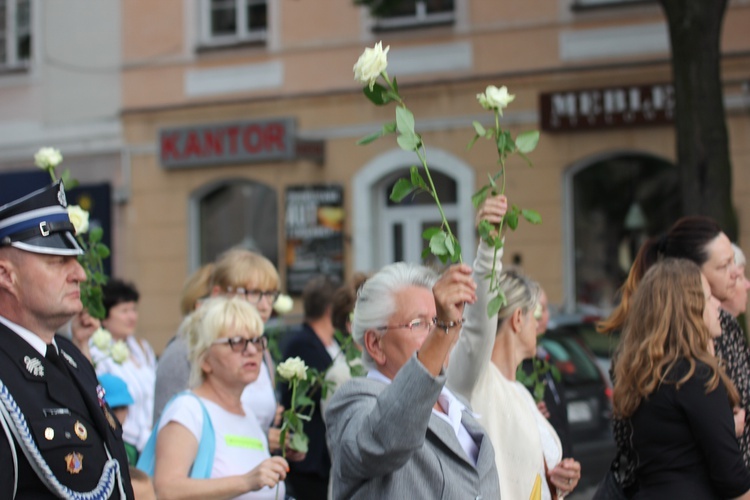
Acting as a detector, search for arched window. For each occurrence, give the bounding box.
[564,152,680,310]
[190,179,278,269]
[379,168,459,266]
[353,148,474,272]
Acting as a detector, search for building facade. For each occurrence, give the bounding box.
[4,0,748,351]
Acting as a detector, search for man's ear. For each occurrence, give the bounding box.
[0,254,17,294]
[510,307,524,334]
[364,330,386,366]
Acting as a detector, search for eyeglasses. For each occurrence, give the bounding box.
[212,335,268,353]
[375,317,437,334]
[226,287,280,305]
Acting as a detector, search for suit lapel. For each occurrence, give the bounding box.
[461,411,494,470]
[0,326,91,418]
[427,411,476,467]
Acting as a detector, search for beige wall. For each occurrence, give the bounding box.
[119,1,750,352]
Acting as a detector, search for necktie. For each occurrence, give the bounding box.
[46,344,70,378]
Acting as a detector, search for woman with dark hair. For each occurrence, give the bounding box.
[92,279,157,458]
[613,258,750,498]
[598,216,747,494]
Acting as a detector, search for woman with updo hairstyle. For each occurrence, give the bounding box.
[599,215,749,493]
[447,195,581,500]
[145,296,289,500]
[613,258,750,499]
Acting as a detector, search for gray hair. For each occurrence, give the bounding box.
[496,268,541,329]
[733,243,746,268]
[183,295,265,388]
[352,262,439,370]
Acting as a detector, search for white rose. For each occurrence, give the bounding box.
[91,328,112,352]
[34,147,63,170]
[277,356,308,381]
[273,294,294,315]
[353,41,390,91]
[67,205,90,235]
[477,85,515,113]
[110,340,130,364]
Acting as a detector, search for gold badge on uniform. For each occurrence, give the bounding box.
[65,452,83,474]
[103,408,117,430]
[44,427,54,440]
[74,421,87,441]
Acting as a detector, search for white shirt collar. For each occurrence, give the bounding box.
[0,314,57,356]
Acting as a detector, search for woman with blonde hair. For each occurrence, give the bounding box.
[143,296,289,499]
[447,195,580,499]
[154,249,283,448]
[613,258,750,498]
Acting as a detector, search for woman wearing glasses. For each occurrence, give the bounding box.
[154,249,285,454]
[149,296,291,499]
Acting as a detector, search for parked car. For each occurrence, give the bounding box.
[540,313,619,488]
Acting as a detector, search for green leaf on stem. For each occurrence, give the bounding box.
[390,178,416,203]
[89,226,103,244]
[383,122,397,134]
[445,234,455,257]
[487,292,507,318]
[477,219,493,241]
[429,231,448,256]
[397,134,420,151]
[421,247,432,260]
[467,134,480,151]
[516,130,540,154]
[410,165,428,190]
[472,185,490,208]
[97,244,111,258]
[506,205,520,230]
[357,130,384,145]
[472,121,486,136]
[521,208,542,225]
[392,76,399,94]
[395,107,416,136]
[450,236,462,263]
[363,83,389,106]
[290,432,309,453]
[422,226,442,240]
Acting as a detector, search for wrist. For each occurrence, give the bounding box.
[433,317,464,334]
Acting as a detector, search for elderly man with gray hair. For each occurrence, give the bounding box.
[324,262,501,499]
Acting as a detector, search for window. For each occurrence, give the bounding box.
[374,0,454,31]
[196,179,278,267]
[201,0,267,47]
[0,0,31,71]
[379,168,459,267]
[570,154,680,309]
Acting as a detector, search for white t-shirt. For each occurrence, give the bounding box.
[158,393,284,500]
[241,360,276,431]
[92,335,156,452]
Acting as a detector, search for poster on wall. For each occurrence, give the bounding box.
[285,185,344,294]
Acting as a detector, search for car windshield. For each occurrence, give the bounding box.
[539,333,602,385]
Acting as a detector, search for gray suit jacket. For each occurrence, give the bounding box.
[325,355,500,499]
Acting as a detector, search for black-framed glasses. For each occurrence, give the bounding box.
[226,287,280,305]
[375,317,437,334]
[212,335,268,353]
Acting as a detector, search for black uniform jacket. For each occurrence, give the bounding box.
[0,323,134,499]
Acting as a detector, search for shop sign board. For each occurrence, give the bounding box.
[159,118,297,168]
[540,83,674,132]
[285,185,344,294]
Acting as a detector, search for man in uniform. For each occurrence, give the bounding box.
[0,182,134,498]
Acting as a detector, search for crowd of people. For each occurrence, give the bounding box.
[1,179,750,499]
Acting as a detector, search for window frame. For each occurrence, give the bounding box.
[372,0,455,31]
[0,0,32,72]
[199,0,267,49]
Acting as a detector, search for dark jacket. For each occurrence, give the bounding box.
[0,323,134,499]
